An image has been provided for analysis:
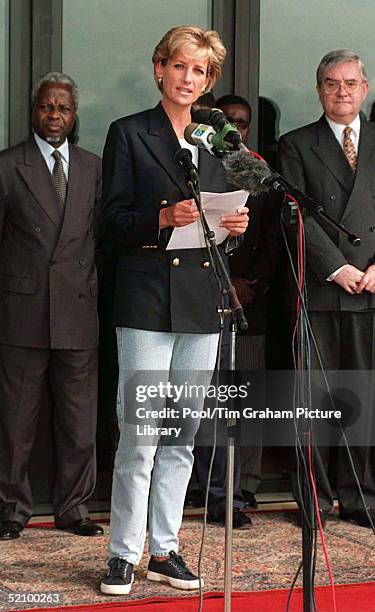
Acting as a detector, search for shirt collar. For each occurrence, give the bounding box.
[34,132,69,164]
[325,114,361,142]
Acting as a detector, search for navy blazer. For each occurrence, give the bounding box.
[101,103,234,334]
[279,115,375,312]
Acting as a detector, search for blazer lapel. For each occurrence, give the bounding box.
[342,119,375,222]
[312,115,355,194]
[52,145,92,258]
[16,138,63,228]
[138,103,192,199]
[352,119,375,187]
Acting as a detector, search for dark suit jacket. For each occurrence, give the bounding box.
[229,191,283,335]
[101,102,235,334]
[279,115,375,312]
[0,137,102,348]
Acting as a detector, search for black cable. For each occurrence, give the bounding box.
[280,205,317,611]
[280,195,375,612]
[286,559,303,612]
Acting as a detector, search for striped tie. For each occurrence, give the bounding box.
[52,150,67,203]
[343,126,357,171]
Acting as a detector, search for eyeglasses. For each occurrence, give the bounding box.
[321,78,365,95]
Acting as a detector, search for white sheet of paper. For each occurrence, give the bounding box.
[166,190,249,250]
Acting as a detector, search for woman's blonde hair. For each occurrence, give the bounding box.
[152,25,226,92]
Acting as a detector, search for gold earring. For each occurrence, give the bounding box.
[158,77,162,85]
[201,87,206,94]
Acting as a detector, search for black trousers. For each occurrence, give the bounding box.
[194,445,244,518]
[192,335,264,518]
[303,311,375,512]
[0,344,98,526]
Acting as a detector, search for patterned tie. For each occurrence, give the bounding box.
[52,150,67,203]
[342,126,357,171]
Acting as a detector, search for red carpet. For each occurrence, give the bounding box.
[14,582,375,612]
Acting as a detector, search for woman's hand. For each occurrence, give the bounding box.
[220,206,249,237]
[159,199,200,228]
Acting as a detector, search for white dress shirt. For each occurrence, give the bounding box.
[325,114,360,154]
[34,132,69,180]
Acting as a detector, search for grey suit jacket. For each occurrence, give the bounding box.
[279,115,375,311]
[0,137,102,348]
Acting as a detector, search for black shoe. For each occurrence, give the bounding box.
[100,557,134,595]
[233,509,252,529]
[242,490,258,509]
[184,489,205,509]
[147,551,202,590]
[295,509,328,529]
[58,518,104,537]
[339,507,375,528]
[0,520,23,540]
[208,509,252,529]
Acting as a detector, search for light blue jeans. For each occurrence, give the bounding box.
[108,327,219,564]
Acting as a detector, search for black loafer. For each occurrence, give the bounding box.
[59,518,104,537]
[208,509,252,529]
[233,509,252,529]
[184,489,205,509]
[242,490,258,509]
[0,520,23,540]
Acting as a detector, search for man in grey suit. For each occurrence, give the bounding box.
[279,50,375,527]
[0,72,103,539]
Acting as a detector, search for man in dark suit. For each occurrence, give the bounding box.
[0,72,103,539]
[279,50,375,527]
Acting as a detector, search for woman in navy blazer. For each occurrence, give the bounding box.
[100,26,248,595]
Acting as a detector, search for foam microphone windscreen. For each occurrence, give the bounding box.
[222,149,272,196]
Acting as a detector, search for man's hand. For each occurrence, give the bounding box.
[333,264,364,294]
[232,277,258,306]
[356,263,375,294]
[159,200,200,228]
[220,206,249,237]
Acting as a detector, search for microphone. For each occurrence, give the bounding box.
[192,107,243,150]
[192,107,232,131]
[191,107,213,125]
[222,149,276,196]
[185,122,245,158]
[174,147,199,182]
[223,149,312,199]
[184,123,219,157]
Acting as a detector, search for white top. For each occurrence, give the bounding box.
[178,137,199,168]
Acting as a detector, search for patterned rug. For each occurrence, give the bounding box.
[0,511,374,610]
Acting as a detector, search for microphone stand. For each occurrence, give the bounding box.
[296,318,315,612]
[223,313,238,612]
[182,166,247,612]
